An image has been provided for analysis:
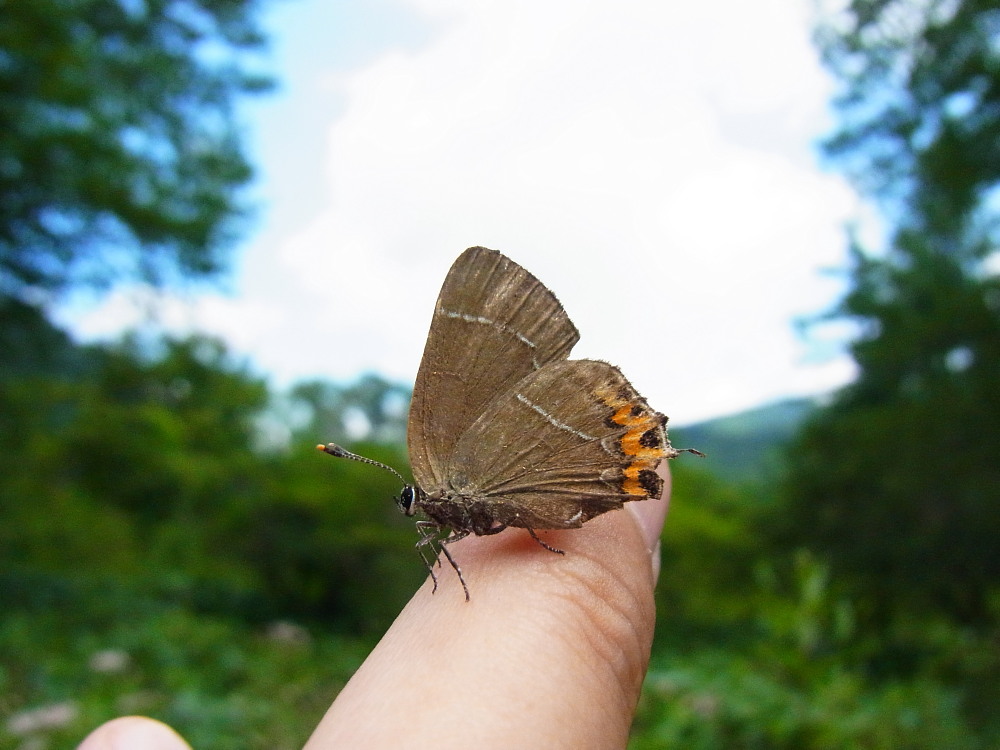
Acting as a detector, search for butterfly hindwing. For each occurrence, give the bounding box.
[444,359,676,529]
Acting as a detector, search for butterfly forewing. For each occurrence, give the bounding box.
[408,247,579,490]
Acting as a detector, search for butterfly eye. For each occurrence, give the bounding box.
[397,486,417,516]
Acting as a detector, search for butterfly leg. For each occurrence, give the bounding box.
[439,529,471,602]
[527,527,565,555]
[414,521,441,593]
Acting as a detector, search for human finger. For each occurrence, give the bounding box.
[304,461,671,749]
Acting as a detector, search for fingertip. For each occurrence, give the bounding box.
[78,717,191,750]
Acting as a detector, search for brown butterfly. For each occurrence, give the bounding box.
[319,247,700,600]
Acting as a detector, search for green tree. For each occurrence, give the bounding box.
[0,0,270,301]
[0,336,268,576]
[289,374,411,446]
[781,0,1000,623]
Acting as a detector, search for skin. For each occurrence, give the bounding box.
[78,463,670,750]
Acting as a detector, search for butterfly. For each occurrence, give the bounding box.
[319,247,699,599]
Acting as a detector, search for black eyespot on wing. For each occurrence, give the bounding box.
[639,427,662,449]
[637,469,663,498]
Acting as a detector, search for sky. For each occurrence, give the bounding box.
[60,0,866,426]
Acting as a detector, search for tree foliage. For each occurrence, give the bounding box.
[818,0,1000,243]
[0,331,422,634]
[782,0,1000,623]
[0,0,271,300]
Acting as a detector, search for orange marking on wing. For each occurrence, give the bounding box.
[621,462,643,495]
[621,423,664,496]
[622,477,645,495]
[596,386,629,410]
[619,412,665,454]
[595,384,666,496]
[603,405,628,426]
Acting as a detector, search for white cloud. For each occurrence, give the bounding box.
[66,0,859,424]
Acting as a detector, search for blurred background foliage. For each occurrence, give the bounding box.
[1,0,998,748]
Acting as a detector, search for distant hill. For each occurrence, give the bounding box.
[670,397,820,484]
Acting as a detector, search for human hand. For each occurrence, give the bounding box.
[79,463,670,749]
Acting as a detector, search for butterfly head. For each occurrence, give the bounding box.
[397,485,420,516]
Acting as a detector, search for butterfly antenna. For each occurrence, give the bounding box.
[316,442,408,485]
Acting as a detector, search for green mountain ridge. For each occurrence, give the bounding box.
[670,397,821,484]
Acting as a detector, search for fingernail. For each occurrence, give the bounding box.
[78,717,192,750]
